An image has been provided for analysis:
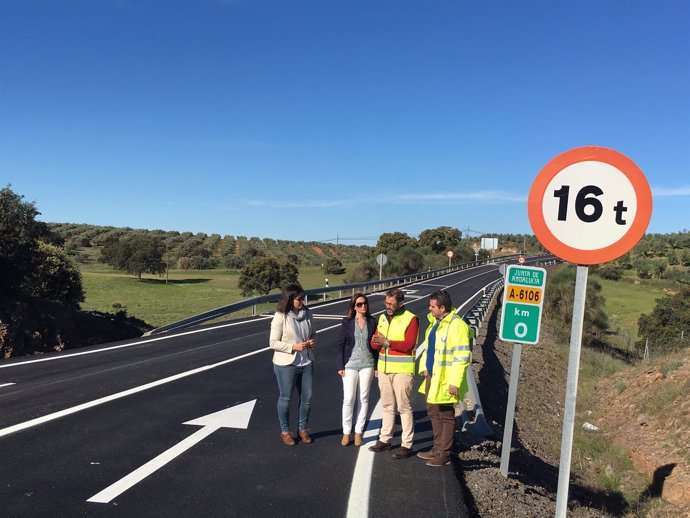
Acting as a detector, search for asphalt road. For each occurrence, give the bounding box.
[0,264,503,518]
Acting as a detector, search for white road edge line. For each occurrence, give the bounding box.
[0,382,16,388]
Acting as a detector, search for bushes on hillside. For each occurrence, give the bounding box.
[637,287,690,355]
[321,257,345,275]
[543,265,609,347]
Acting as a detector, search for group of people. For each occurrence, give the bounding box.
[268,283,473,467]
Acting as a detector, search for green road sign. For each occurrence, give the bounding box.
[500,264,547,344]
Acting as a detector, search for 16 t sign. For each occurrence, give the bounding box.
[528,147,652,265]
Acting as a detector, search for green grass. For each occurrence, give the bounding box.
[79,262,357,328]
[661,358,685,376]
[594,276,664,340]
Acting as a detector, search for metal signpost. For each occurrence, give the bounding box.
[499,263,547,476]
[527,146,652,518]
[376,253,387,281]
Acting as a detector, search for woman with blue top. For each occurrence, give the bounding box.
[336,293,378,446]
[269,283,316,446]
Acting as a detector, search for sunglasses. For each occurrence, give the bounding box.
[355,301,368,308]
[295,296,305,302]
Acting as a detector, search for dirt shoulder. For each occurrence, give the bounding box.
[456,290,690,518]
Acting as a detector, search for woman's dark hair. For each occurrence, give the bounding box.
[276,283,305,313]
[346,292,372,320]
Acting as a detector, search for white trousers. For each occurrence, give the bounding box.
[341,367,375,434]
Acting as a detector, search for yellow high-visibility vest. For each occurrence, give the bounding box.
[418,310,472,404]
[376,310,417,374]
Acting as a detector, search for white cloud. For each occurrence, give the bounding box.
[653,186,690,197]
[391,191,526,203]
[247,199,348,208]
[247,190,526,209]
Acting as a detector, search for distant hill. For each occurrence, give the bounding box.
[47,223,373,268]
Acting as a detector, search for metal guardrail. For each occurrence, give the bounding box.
[459,278,504,439]
[148,254,522,335]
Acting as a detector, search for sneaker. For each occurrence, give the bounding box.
[368,440,391,453]
[392,446,414,459]
[426,456,451,467]
[280,432,296,446]
[416,449,436,461]
[299,430,313,444]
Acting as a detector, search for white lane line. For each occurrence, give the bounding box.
[346,399,382,518]
[0,323,343,439]
[0,348,268,438]
[0,316,274,369]
[0,383,16,388]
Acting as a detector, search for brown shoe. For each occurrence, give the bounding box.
[354,433,363,447]
[392,446,414,459]
[281,432,296,446]
[368,440,391,453]
[416,449,436,461]
[426,455,451,467]
[341,434,350,446]
[299,430,313,444]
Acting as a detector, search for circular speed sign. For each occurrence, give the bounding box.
[528,146,652,265]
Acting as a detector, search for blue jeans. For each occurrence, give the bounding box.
[274,363,314,433]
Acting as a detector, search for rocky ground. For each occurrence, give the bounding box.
[454,291,690,518]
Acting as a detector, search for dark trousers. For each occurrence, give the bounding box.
[425,376,455,460]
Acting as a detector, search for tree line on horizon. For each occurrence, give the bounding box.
[2,185,688,357]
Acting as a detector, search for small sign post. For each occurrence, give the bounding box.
[527,146,652,518]
[499,264,547,476]
[376,254,387,281]
[446,250,453,267]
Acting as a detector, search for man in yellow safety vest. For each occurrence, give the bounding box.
[417,290,472,467]
[368,288,419,459]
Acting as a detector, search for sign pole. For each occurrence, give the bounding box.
[554,265,588,518]
[499,342,522,477]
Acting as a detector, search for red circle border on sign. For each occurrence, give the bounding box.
[528,146,652,265]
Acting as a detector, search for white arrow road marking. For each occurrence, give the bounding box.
[345,399,382,518]
[0,383,16,388]
[87,400,257,504]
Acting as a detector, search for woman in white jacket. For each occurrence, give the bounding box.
[269,283,316,446]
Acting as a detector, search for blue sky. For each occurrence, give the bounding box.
[1,0,688,245]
